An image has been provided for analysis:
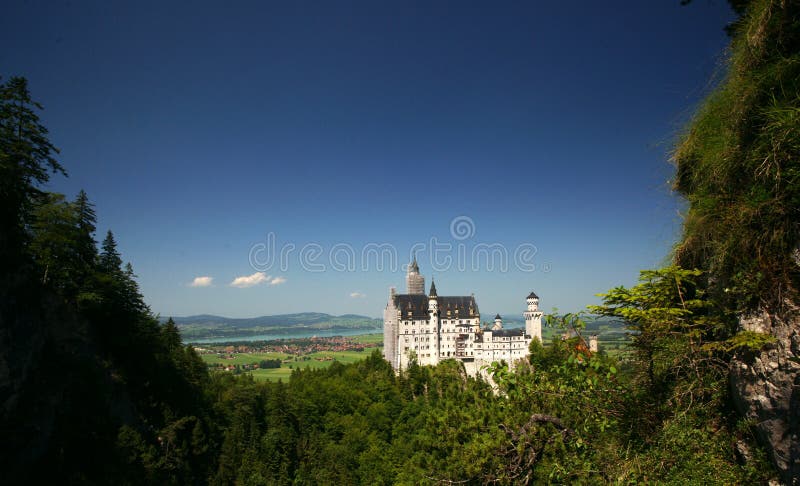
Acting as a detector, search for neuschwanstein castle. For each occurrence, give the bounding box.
[383,258,543,376]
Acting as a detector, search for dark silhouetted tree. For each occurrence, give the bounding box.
[74,190,97,275]
[99,230,123,274]
[0,76,64,269]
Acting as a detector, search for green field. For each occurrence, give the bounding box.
[350,333,382,344]
[247,367,294,381]
[201,335,384,381]
[202,351,291,366]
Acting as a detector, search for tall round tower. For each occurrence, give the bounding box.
[523,291,543,342]
[406,256,425,294]
[493,314,503,330]
[428,279,439,361]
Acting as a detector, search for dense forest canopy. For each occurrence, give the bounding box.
[1,0,797,483]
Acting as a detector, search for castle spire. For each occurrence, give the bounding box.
[427,278,439,336]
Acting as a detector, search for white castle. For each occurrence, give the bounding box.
[383,258,543,376]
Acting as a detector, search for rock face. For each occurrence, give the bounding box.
[730,309,800,483]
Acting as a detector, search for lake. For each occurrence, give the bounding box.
[187,327,383,344]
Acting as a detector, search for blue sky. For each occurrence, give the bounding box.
[2,1,735,318]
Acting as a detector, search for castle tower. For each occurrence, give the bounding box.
[428,279,439,361]
[406,256,425,294]
[523,291,543,342]
[493,313,503,330]
[383,286,399,369]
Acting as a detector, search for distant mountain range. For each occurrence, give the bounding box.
[162,312,382,340]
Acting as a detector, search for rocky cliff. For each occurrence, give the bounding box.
[731,309,800,483]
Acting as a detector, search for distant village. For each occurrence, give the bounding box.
[194,336,380,372]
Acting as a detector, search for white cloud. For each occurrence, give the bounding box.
[230,272,270,288]
[270,276,287,285]
[350,292,366,298]
[190,276,213,287]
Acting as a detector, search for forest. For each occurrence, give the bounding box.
[1,0,797,483]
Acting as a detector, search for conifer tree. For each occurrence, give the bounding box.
[0,76,64,269]
[122,261,148,314]
[99,230,123,274]
[162,317,182,351]
[74,189,97,272]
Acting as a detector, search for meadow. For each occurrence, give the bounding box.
[200,333,384,381]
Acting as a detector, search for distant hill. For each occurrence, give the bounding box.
[162,313,382,340]
[495,315,629,343]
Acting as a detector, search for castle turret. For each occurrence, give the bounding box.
[406,256,425,294]
[523,291,543,342]
[493,313,503,330]
[429,279,439,360]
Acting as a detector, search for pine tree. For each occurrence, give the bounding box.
[74,189,97,273]
[0,76,64,269]
[122,261,148,314]
[162,317,182,351]
[99,230,123,274]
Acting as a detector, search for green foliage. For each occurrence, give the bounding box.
[673,0,800,312]
[0,76,64,268]
[0,77,218,482]
[708,329,777,353]
[590,267,734,425]
[100,230,124,276]
[484,313,625,483]
[586,266,775,482]
[258,359,281,369]
[73,189,98,283]
[30,193,80,288]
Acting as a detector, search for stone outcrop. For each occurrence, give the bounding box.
[730,309,800,483]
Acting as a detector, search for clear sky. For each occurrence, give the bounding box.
[2,1,735,318]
